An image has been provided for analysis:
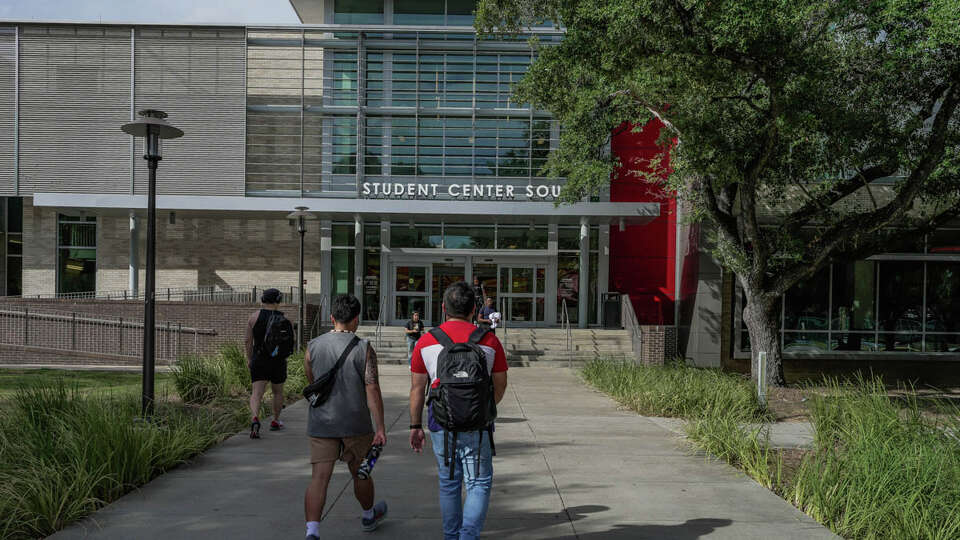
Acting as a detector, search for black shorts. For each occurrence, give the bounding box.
[250,357,287,384]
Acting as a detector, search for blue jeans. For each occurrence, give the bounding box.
[406,336,418,364]
[429,430,493,540]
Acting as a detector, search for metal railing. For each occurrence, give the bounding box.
[621,294,644,364]
[0,307,217,364]
[374,296,388,349]
[306,295,329,343]
[2,285,306,305]
[560,297,573,353]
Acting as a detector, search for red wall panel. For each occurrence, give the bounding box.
[609,120,677,324]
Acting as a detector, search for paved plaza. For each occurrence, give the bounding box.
[53,366,836,539]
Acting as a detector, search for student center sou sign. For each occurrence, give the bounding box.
[0,0,958,371]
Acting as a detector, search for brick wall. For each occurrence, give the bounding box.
[0,298,318,367]
[635,325,676,366]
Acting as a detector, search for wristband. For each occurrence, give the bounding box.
[409,424,422,430]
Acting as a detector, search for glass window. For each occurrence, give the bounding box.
[832,261,876,332]
[446,0,476,25]
[926,334,960,353]
[878,261,924,337]
[558,227,580,251]
[391,224,442,248]
[928,229,960,255]
[396,266,427,293]
[58,248,96,294]
[443,225,494,249]
[498,226,547,249]
[363,251,381,321]
[511,267,533,293]
[7,198,22,234]
[880,232,925,254]
[6,256,20,296]
[926,262,960,333]
[589,226,599,252]
[784,332,829,353]
[57,215,96,294]
[557,254,579,324]
[331,249,354,297]
[396,296,427,321]
[7,235,21,256]
[332,223,355,247]
[364,224,381,248]
[832,333,879,352]
[395,0,444,25]
[334,0,384,24]
[784,268,829,330]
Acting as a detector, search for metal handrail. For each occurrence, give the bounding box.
[621,294,644,364]
[308,295,329,341]
[560,297,572,354]
[374,295,387,349]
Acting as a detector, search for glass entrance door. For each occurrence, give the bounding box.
[432,263,466,324]
[394,265,430,324]
[498,265,546,325]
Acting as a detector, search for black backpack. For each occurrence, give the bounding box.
[427,327,497,479]
[258,310,295,360]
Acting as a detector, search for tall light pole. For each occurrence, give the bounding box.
[287,206,316,350]
[122,110,183,417]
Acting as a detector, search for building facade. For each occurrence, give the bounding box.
[1,0,956,370]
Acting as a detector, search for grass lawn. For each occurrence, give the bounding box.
[0,369,174,401]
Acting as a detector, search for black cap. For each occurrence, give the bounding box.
[261,288,282,304]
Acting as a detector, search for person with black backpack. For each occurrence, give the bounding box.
[409,281,508,540]
[244,288,296,439]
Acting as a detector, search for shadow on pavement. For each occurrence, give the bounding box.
[577,518,734,539]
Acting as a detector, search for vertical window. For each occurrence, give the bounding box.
[331,223,356,297]
[363,223,381,321]
[57,214,97,295]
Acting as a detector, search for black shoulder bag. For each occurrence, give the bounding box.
[303,336,360,408]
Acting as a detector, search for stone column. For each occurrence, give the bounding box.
[319,219,332,320]
[129,211,139,297]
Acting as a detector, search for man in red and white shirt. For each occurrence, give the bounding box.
[409,281,508,540]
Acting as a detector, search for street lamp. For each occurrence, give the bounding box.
[287,206,316,350]
[121,110,183,417]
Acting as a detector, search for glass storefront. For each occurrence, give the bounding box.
[737,234,960,355]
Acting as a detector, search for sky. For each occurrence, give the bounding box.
[0,0,300,24]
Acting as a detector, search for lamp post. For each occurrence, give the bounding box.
[121,110,183,417]
[287,206,316,350]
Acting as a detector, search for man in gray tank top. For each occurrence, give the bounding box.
[303,294,387,540]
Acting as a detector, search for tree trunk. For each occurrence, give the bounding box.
[742,293,787,387]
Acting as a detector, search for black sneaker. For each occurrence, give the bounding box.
[306,535,319,540]
[249,418,261,439]
[361,501,388,532]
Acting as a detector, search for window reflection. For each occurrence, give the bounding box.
[832,261,875,332]
[784,268,829,331]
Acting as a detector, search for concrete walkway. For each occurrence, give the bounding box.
[53,366,837,539]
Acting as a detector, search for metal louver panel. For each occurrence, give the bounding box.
[133,27,245,196]
[18,25,131,195]
[0,27,15,195]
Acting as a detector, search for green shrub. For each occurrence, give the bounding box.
[0,381,239,539]
[216,342,251,394]
[172,355,225,404]
[581,358,767,420]
[284,350,308,401]
[790,377,960,539]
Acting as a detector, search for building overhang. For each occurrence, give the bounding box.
[32,193,660,226]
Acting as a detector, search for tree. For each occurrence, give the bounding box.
[476,0,960,386]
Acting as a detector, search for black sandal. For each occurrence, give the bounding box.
[250,419,261,439]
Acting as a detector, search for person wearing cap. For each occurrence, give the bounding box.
[244,287,291,438]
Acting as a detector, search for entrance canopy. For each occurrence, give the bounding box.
[32,193,660,226]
